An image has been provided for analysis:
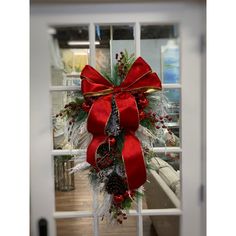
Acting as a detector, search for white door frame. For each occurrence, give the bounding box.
[30,3,206,236]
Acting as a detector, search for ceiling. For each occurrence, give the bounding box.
[53,24,178,49]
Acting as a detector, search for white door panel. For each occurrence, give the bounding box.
[30,3,205,236]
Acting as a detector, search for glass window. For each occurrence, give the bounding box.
[56,218,93,236]
[49,25,89,86]
[143,216,180,236]
[143,153,181,209]
[95,24,135,79]
[54,157,93,211]
[141,24,180,84]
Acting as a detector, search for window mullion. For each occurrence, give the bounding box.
[135,22,141,57]
[89,23,96,67]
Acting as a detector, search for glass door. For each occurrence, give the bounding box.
[30,3,205,236]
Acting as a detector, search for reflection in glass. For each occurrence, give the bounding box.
[143,216,180,236]
[148,88,180,147]
[143,216,158,236]
[56,217,93,236]
[55,167,93,211]
[51,91,83,150]
[143,153,181,209]
[163,88,180,145]
[140,25,179,83]
[49,25,89,86]
[95,24,135,78]
[99,216,137,236]
[161,41,180,84]
[54,156,75,192]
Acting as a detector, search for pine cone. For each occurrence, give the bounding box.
[105,172,127,195]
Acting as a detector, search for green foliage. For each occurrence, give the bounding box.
[140,118,156,133]
[121,198,132,209]
[75,110,87,123]
[101,50,136,86]
[135,190,144,199]
[100,69,113,84]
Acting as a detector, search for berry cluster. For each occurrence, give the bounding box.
[109,188,135,224]
[134,93,149,120]
[155,115,173,135]
[104,171,136,223]
[115,51,128,79]
[132,92,173,135]
[55,97,95,126]
[55,102,81,125]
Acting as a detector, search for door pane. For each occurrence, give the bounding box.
[49,25,89,86]
[143,216,180,236]
[56,217,93,236]
[54,157,93,211]
[141,24,180,84]
[99,216,137,236]
[149,88,180,147]
[95,24,135,79]
[143,153,181,209]
[51,91,84,150]
[143,216,158,236]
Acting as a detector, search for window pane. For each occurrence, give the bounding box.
[141,25,180,84]
[95,24,135,78]
[49,25,89,86]
[143,215,180,236]
[54,157,93,211]
[143,153,181,209]
[56,217,93,236]
[149,88,180,147]
[51,91,83,150]
[99,216,137,236]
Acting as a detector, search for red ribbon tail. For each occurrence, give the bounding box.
[122,131,147,190]
[87,135,107,169]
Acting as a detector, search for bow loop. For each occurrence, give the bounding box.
[81,57,161,97]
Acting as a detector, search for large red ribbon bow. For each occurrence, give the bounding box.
[81,57,162,190]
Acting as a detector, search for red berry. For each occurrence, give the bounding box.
[114,195,124,203]
[156,125,160,129]
[139,111,145,120]
[81,102,90,112]
[138,97,149,108]
[123,191,130,199]
[108,136,116,146]
[162,125,167,129]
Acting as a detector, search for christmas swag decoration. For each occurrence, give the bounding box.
[58,51,176,224]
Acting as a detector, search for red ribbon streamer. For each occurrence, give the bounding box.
[81,57,162,190]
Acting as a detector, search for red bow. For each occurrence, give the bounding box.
[81,57,162,190]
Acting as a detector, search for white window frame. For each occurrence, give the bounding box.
[30,3,205,236]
